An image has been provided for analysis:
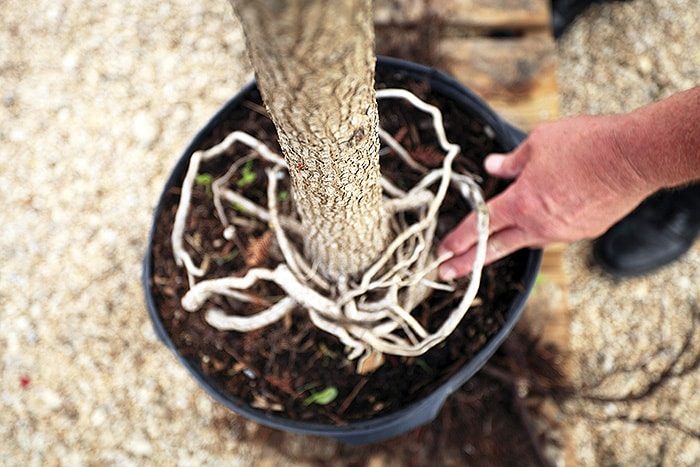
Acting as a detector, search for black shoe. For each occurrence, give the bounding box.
[551,0,630,38]
[552,0,599,37]
[593,184,700,277]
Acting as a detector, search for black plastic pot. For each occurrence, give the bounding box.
[143,56,542,445]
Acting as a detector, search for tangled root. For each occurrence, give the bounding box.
[172,89,489,373]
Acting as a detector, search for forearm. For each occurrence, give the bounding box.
[614,86,700,190]
[438,87,700,279]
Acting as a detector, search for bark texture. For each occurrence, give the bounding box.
[230,0,389,278]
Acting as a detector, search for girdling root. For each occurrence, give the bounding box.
[172,89,490,373]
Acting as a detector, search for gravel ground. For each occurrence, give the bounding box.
[0,1,270,465]
[558,0,699,465]
[1,0,698,465]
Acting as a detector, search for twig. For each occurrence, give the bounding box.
[338,378,369,414]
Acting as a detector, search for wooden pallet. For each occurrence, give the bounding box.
[376,0,560,130]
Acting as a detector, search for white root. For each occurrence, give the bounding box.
[266,167,331,291]
[385,189,434,213]
[380,177,406,198]
[172,151,206,280]
[205,297,296,332]
[181,267,276,311]
[378,127,428,173]
[172,89,490,370]
[221,189,303,236]
[419,278,455,292]
[213,154,255,228]
[201,130,286,165]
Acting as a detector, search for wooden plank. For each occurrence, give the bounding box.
[432,0,550,31]
[375,0,428,25]
[534,244,570,357]
[438,34,560,130]
[376,0,550,32]
[517,236,571,467]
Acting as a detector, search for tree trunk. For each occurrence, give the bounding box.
[230,0,389,278]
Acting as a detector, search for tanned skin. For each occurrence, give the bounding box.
[439,87,700,280]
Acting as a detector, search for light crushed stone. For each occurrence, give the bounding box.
[558,0,699,465]
[0,0,293,465]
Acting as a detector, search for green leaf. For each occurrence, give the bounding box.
[195,173,213,196]
[236,160,257,188]
[277,190,289,202]
[303,386,338,406]
[230,202,247,213]
[195,173,213,186]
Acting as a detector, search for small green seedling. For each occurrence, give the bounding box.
[237,160,257,188]
[303,386,338,406]
[195,173,213,196]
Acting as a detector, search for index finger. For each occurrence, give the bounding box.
[437,189,517,257]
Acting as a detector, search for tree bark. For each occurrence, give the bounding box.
[230,0,389,278]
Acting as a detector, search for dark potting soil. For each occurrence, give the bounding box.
[149,70,529,424]
[227,330,565,467]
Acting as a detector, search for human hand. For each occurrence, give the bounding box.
[438,114,656,280]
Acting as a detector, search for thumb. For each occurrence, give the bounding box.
[484,148,529,179]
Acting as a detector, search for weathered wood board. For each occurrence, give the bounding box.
[376,0,560,130]
[376,0,550,31]
[431,0,551,30]
[439,34,559,130]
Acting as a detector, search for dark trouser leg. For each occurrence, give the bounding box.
[593,183,700,277]
[551,0,631,37]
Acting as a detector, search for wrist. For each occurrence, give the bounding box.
[607,112,660,195]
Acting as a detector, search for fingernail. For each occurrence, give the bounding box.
[437,246,448,257]
[484,154,505,173]
[440,266,457,281]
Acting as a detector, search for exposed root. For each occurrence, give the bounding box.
[206,297,297,332]
[378,127,428,173]
[173,89,489,372]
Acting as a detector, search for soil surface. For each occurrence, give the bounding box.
[149,70,530,423]
[229,329,567,467]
